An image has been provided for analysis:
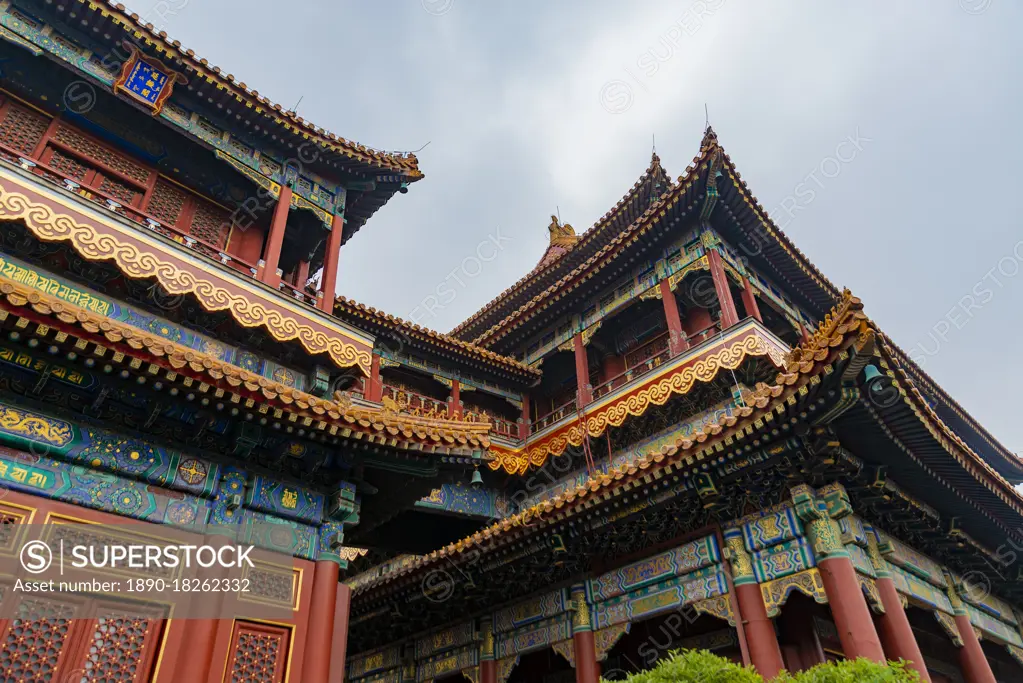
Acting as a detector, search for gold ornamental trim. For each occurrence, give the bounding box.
[0,174,371,374]
[488,329,786,474]
[761,568,827,618]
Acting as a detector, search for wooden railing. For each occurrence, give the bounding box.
[7,150,262,277]
[531,399,577,434]
[687,323,721,346]
[381,384,449,418]
[278,278,318,307]
[592,347,672,399]
[0,96,323,308]
[464,411,517,439]
[623,331,670,369]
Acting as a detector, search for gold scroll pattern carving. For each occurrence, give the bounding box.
[488,332,784,474]
[859,577,885,615]
[724,535,754,581]
[496,656,518,683]
[933,611,964,647]
[692,595,736,627]
[761,569,827,618]
[594,623,631,662]
[0,182,371,374]
[551,640,574,668]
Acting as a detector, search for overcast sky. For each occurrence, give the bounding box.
[133,0,1022,455]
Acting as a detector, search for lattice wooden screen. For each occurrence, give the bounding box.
[224,620,292,683]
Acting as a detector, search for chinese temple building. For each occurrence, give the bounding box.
[0,2,1021,683]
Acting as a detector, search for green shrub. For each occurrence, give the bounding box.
[602,650,921,682]
[601,649,761,683]
[779,658,921,683]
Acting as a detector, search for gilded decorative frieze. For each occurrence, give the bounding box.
[692,595,735,626]
[0,176,371,373]
[488,329,787,474]
[0,404,73,447]
[723,532,754,584]
[761,568,827,618]
[594,623,630,661]
[933,611,963,647]
[587,535,720,601]
[859,577,885,615]
[551,640,574,668]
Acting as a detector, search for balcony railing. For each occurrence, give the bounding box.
[381,384,449,418]
[590,332,670,400]
[278,278,319,307]
[687,323,721,347]
[623,331,670,369]
[0,101,324,310]
[464,410,517,439]
[531,399,577,434]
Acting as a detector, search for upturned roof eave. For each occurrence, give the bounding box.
[71,1,422,176]
[449,153,672,341]
[333,296,541,381]
[347,292,1023,599]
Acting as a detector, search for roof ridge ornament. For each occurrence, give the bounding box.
[701,124,719,153]
[547,214,579,248]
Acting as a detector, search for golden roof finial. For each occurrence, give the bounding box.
[548,214,578,248]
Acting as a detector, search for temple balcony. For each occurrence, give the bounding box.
[489,317,791,474]
[0,154,376,373]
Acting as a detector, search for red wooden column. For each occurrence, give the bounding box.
[570,585,600,683]
[480,617,498,683]
[945,573,997,683]
[659,278,688,356]
[954,614,995,683]
[794,485,885,663]
[366,352,383,402]
[866,531,931,681]
[741,277,762,323]
[723,530,785,679]
[295,259,311,289]
[302,560,340,683]
[260,185,293,289]
[518,394,530,439]
[170,534,233,682]
[329,584,353,683]
[318,212,345,313]
[707,248,739,328]
[573,333,592,408]
[448,379,462,418]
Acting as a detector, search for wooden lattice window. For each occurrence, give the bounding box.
[49,148,91,182]
[189,198,232,249]
[0,101,50,157]
[72,605,165,683]
[225,621,291,683]
[146,178,189,227]
[0,593,166,683]
[34,124,150,209]
[0,598,79,682]
[98,175,139,206]
[52,124,149,184]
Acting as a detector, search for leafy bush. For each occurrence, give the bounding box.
[778,658,921,683]
[602,650,921,682]
[601,649,761,683]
